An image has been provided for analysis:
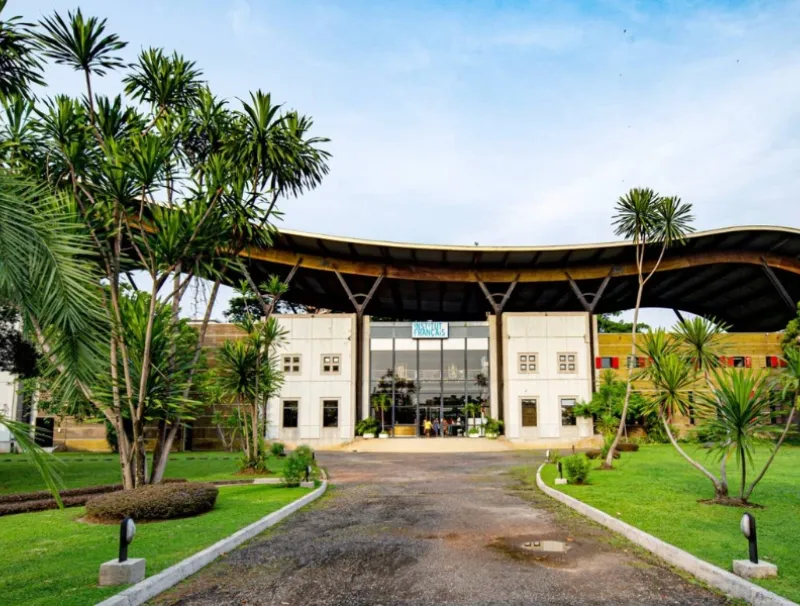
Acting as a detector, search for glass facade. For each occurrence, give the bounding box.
[369,322,490,436]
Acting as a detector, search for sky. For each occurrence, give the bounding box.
[16,0,800,326]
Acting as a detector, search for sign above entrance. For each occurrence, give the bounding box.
[412,321,449,339]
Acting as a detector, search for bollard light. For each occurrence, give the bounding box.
[740,513,758,564]
[557,461,563,479]
[119,517,136,563]
[545,448,550,462]
[305,465,311,483]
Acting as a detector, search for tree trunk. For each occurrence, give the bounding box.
[150,421,181,484]
[148,419,168,483]
[662,416,726,498]
[604,284,642,468]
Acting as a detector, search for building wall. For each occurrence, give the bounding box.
[266,314,357,447]
[0,371,18,453]
[595,331,786,434]
[503,313,594,444]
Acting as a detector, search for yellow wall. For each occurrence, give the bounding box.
[596,332,785,434]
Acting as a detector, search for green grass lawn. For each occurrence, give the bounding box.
[538,444,800,603]
[0,484,311,606]
[0,451,288,495]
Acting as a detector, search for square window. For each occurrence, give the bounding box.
[283,355,301,374]
[560,397,577,426]
[321,354,341,374]
[558,353,577,374]
[282,400,299,428]
[518,353,537,374]
[521,398,538,427]
[323,399,339,427]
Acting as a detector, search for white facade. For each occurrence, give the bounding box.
[503,313,594,444]
[266,312,594,448]
[267,314,357,446]
[0,371,19,453]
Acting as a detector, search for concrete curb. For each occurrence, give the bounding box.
[96,476,328,606]
[535,464,796,606]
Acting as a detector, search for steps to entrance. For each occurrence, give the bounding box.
[338,437,515,453]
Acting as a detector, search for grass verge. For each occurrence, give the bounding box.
[538,444,800,604]
[0,451,288,495]
[0,484,310,606]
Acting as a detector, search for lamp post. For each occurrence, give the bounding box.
[99,516,146,586]
[119,516,136,563]
[732,512,777,579]
[740,513,758,564]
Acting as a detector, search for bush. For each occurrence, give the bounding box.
[485,417,504,435]
[585,449,619,460]
[282,453,309,487]
[85,482,218,522]
[294,445,315,467]
[616,442,639,452]
[355,417,380,437]
[563,455,591,484]
[270,441,286,457]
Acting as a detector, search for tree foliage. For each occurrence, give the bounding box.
[0,7,330,489]
[597,311,649,334]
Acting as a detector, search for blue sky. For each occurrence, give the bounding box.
[17,0,800,324]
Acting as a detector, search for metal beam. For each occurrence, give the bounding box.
[476,276,519,314]
[565,270,614,313]
[673,308,686,323]
[761,258,796,310]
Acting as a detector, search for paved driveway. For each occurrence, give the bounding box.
[154,452,727,605]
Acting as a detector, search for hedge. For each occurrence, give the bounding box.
[85,482,218,522]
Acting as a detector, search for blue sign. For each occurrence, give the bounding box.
[412,322,449,339]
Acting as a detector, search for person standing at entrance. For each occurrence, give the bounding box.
[423,418,432,437]
[441,418,448,437]
[433,418,440,437]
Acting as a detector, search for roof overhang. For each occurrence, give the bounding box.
[240,225,800,332]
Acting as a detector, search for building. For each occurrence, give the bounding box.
[35,225,800,450]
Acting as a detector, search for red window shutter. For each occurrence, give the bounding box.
[727,356,735,367]
[611,357,619,369]
[745,356,751,368]
[767,356,775,368]
[595,357,602,369]
[780,358,788,368]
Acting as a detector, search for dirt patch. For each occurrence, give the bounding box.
[698,497,764,509]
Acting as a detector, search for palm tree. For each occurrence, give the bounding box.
[698,369,775,503]
[372,393,391,434]
[0,0,44,98]
[604,189,694,469]
[640,330,729,500]
[673,316,730,491]
[0,173,108,503]
[35,8,126,128]
[216,314,286,470]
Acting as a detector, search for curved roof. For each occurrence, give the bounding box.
[242,225,800,331]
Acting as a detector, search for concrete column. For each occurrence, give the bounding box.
[488,315,499,420]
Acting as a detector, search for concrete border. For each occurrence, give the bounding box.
[96,476,328,606]
[535,464,795,606]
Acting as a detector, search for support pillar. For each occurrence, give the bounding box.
[335,271,385,425]
[477,276,518,423]
[565,270,614,394]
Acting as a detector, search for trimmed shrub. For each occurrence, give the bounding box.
[271,442,286,457]
[0,495,90,517]
[563,455,591,484]
[616,442,639,452]
[85,482,218,522]
[282,453,308,487]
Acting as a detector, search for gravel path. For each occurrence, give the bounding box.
[153,451,728,605]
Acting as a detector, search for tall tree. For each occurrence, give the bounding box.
[603,189,694,469]
[1,8,330,489]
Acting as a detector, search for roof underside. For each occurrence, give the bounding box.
[241,226,800,332]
